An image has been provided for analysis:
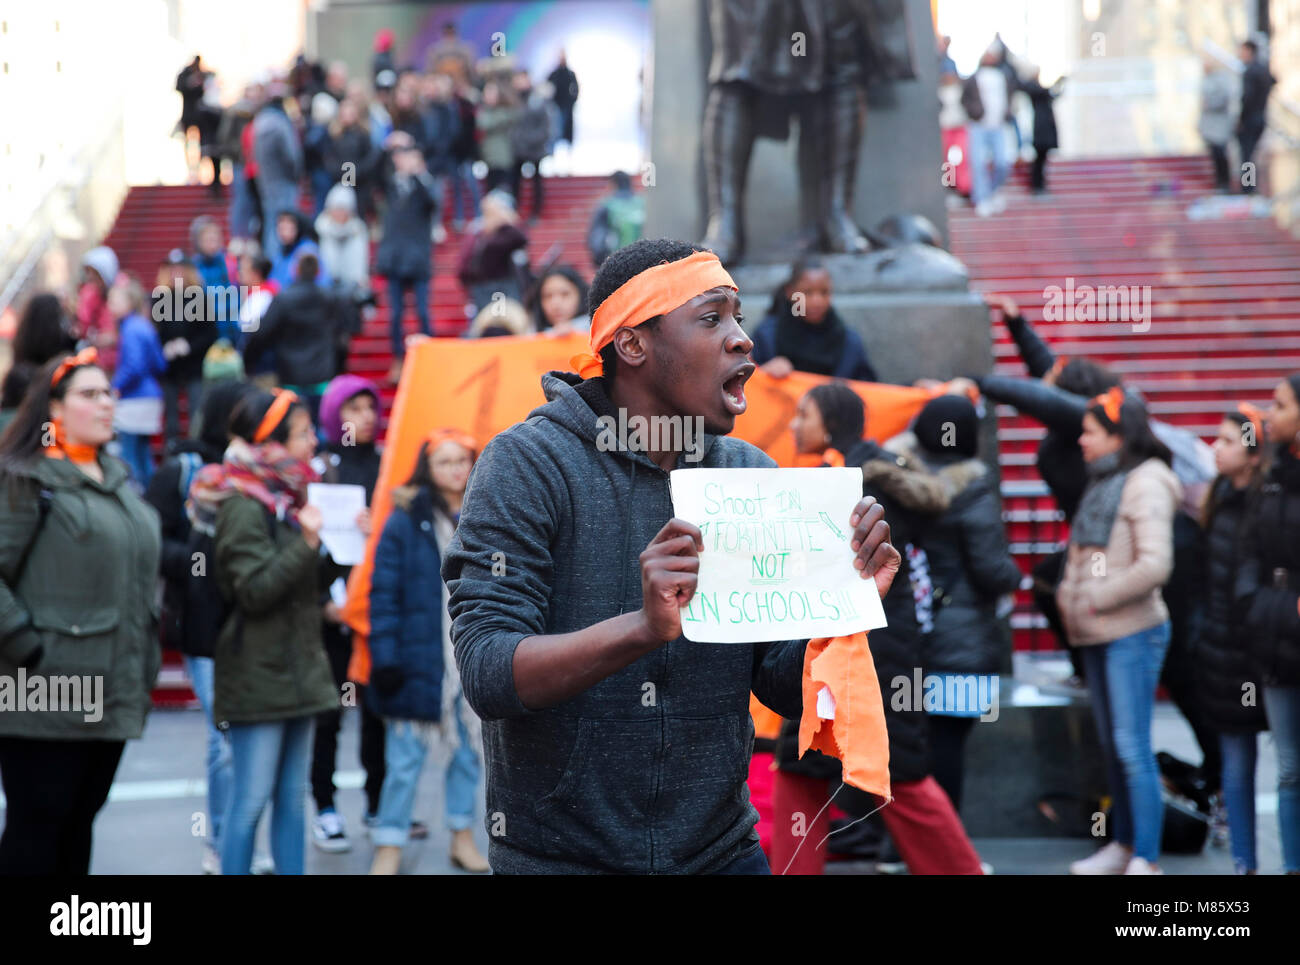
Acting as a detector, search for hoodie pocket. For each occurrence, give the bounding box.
[30,608,118,677]
[534,717,658,870]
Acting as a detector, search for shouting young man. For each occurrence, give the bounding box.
[442,239,900,874]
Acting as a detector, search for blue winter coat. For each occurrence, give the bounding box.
[366,485,447,720]
[112,313,166,400]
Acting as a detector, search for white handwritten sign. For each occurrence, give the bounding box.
[669,467,888,643]
[307,483,367,566]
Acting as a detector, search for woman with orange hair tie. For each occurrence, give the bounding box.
[367,429,488,874]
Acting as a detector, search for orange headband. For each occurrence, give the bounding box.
[570,250,737,379]
[253,389,299,444]
[51,347,99,388]
[1090,385,1124,424]
[1237,403,1265,446]
[425,427,479,456]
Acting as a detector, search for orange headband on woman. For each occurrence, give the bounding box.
[570,250,737,379]
[1238,403,1265,445]
[51,347,99,388]
[253,389,299,444]
[1090,385,1124,424]
[425,427,479,457]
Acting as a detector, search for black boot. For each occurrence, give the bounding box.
[814,85,869,255]
[700,83,754,265]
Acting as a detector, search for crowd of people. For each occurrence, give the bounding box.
[0,25,1296,878]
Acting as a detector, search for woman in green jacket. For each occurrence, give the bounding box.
[0,348,162,874]
[186,388,337,875]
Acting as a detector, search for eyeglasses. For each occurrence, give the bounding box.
[70,387,116,403]
[432,456,473,470]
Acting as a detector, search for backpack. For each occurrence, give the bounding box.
[604,194,645,250]
[183,501,277,658]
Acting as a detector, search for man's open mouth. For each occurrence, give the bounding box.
[722,362,755,415]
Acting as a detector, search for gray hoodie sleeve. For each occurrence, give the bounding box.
[442,429,564,720]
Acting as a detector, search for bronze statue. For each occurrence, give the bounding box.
[701,0,918,264]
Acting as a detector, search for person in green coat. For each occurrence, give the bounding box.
[0,348,162,874]
[186,387,337,875]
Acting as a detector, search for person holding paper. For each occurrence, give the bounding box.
[769,382,985,875]
[442,239,901,874]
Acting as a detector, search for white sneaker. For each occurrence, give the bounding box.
[312,810,351,853]
[974,200,996,217]
[201,844,220,875]
[989,192,1008,213]
[1124,856,1164,875]
[251,853,276,875]
[1069,841,1131,875]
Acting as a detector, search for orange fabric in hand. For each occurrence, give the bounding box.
[799,631,891,799]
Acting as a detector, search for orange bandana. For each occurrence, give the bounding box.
[1090,385,1124,424]
[570,250,737,379]
[43,417,100,464]
[426,427,479,457]
[51,346,99,388]
[799,632,892,799]
[253,389,299,444]
[822,448,846,468]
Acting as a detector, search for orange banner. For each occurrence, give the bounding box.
[342,335,941,683]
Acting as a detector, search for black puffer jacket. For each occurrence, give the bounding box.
[1197,477,1268,732]
[890,432,1022,675]
[775,439,951,785]
[1235,449,1300,686]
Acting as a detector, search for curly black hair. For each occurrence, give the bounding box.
[589,238,707,384]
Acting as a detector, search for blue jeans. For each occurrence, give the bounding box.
[1263,685,1300,872]
[1219,731,1258,873]
[449,161,481,223]
[372,702,480,847]
[1080,621,1171,862]
[229,163,258,240]
[713,841,771,875]
[387,277,431,358]
[117,432,154,488]
[967,123,1011,205]
[222,716,315,875]
[184,655,233,851]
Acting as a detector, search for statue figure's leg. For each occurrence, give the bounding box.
[817,83,870,254]
[700,82,755,265]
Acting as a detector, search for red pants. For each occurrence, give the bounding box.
[769,770,984,875]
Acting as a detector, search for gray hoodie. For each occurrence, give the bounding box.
[443,372,807,873]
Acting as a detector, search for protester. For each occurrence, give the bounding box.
[1059,390,1180,875]
[1194,407,1269,872]
[315,185,371,293]
[145,380,253,873]
[509,71,555,222]
[77,246,120,374]
[154,255,218,442]
[529,265,590,335]
[108,281,166,487]
[547,50,579,147]
[587,171,645,268]
[244,254,343,422]
[377,144,439,384]
[441,239,902,873]
[1199,57,1237,194]
[892,395,1022,811]
[186,389,336,875]
[1235,374,1300,873]
[252,87,304,260]
[0,293,77,434]
[269,211,332,291]
[962,46,1014,216]
[476,81,520,195]
[771,383,985,875]
[750,257,877,382]
[309,374,387,853]
[457,189,529,316]
[368,431,488,874]
[1020,67,1063,194]
[0,350,162,874]
[1236,40,1274,195]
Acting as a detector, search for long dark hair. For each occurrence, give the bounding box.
[13,293,76,366]
[227,389,307,446]
[1085,393,1171,470]
[1201,409,1265,528]
[400,439,477,522]
[1055,358,1119,398]
[806,382,865,455]
[0,355,101,473]
[530,265,589,332]
[768,255,829,316]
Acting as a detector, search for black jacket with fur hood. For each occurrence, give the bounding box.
[890,431,1022,675]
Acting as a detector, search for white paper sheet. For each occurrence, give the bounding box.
[306,483,367,566]
[669,467,888,643]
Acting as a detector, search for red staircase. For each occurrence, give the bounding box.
[950,154,1300,651]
